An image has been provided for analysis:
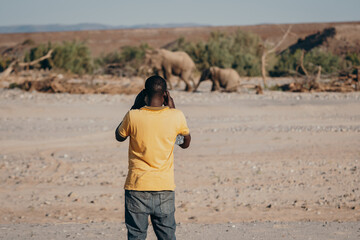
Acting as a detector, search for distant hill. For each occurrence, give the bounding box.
[0,23,207,34]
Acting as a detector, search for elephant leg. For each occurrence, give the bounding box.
[225,79,240,92]
[190,76,196,89]
[211,80,221,91]
[193,79,202,92]
[181,71,193,92]
[167,78,174,90]
[173,77,182,88]
[163,69,173,90]
[225,85,238,92]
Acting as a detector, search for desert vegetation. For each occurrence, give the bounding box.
[94,43,150,76]
[1,30,358,77]
[0,26,359,93]
[23,41,93,75]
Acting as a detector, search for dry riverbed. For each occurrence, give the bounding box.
[0,87,359,239]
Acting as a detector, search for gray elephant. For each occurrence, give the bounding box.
[144,49,196,91]
[194,66,241,92]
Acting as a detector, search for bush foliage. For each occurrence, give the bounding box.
[2,30,359,78]
[168,31,263,76]
[271,48,345,77]
[24,41,93,75]
[0,55,13,72]
[95,44,150,76]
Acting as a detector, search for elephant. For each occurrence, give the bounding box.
[194,66,241,92]
[144,49,196,91]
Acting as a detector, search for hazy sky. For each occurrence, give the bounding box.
[0,0,359,26]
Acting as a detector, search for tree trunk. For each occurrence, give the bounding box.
[315,65,322,83]
[260,25,292,88]
[299,50,309,78]
[261,52,267,87]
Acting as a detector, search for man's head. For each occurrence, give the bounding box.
[145,75,167,99]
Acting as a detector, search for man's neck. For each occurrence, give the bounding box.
[148,97,164,107]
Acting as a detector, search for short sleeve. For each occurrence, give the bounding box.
[118,111,131,137]
[177,111,190,136]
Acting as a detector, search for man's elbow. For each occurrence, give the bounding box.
[115,131,127,142]
[116,136,127,142]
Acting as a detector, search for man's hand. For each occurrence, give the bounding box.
[179,134,191,149]
[164,91,175,109]
[131,89,147,110]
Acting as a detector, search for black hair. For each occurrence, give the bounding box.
[145,75,167,97]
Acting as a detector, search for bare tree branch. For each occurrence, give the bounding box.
[261,25,292,87]
[299,50,309,78]
[267,25,292,54]
[0,49,53,79]
[0,61,17,79]
[315,65,322,83]
[18,49,53,67]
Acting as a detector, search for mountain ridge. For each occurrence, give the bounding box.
[0,23,208,34]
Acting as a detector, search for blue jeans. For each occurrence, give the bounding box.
[125,190,176,240]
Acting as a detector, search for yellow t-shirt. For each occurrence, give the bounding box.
[118,106,190,191]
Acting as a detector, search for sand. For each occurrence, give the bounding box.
[0,84,359,239]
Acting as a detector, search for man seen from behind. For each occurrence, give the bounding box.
[115,75,191,240]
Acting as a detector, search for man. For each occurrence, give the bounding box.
[115,75,191,240]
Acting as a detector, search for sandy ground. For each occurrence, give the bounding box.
[1,222,359,240]
[0,83,359,239]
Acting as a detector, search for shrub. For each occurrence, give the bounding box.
[52,41,93,75]
[270,49,302,77]
[24,41,93,75]
[95,43,150,76]
[345,52,360,67]
[304,48,342,74]
[271,48,344,76]
[0,55,13,72]
[168,30,263,76]
[24,42,53,70]
[22,38,36,46]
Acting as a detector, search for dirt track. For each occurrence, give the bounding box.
[0,85,359,239]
